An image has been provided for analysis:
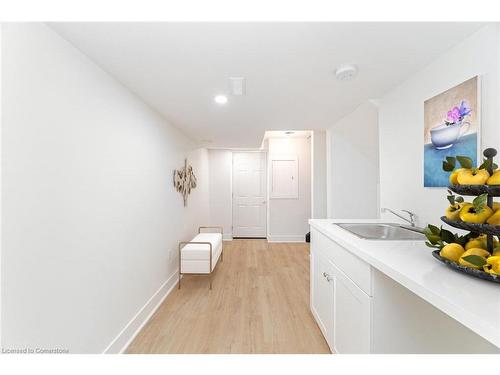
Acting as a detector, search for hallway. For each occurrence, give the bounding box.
[126,240,330,354]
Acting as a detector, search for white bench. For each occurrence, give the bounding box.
[178,226,223,289]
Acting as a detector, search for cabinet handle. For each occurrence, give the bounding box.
[326,276,333,282]
[322,272,328,278]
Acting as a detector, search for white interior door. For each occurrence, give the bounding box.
[232,152,267,238]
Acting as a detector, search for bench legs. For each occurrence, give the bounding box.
[178,271,212,290]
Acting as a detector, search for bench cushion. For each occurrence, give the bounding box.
[181,233,222,261]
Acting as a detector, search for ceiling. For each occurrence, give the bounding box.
[49,22,484,148]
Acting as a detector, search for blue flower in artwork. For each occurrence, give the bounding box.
[459,100,471,118]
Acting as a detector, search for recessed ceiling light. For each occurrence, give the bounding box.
[214,95,228,104]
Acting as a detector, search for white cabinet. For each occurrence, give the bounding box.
[310,230,372,353]
[311,251,335,350]
[330,262,372,354]
[269,155,298,199]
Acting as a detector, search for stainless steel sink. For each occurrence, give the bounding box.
[336,223,425,240]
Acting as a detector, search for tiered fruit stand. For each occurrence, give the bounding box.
[432,148,500,283]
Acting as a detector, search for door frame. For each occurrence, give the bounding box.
[231,150,268,239]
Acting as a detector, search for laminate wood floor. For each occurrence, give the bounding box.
[126,239,330,354]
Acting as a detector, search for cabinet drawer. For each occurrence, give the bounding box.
[311,228,372,296]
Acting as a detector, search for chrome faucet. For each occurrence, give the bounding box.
[381,207,416,227]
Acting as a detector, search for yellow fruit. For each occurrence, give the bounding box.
[493,202,500,212]
[487,170,500,185]
[449,168,465,185]
[439,243,465,263]
[457,168,490,185]
[459,248,491,269]
[486,256,500,265]
[490,263,500,275]
[459,203,493,223]
[464,248,490,257]
[484,254,500,274]
[445,204,463,221]
[486,209,500,225]
[465,238,487,250]
[493,248,500,256]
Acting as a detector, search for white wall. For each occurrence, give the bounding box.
[208,149,233,239]
[268,137,311,242]
[1,23,209,353]
[379,24,500,227]
[0,23,3,349]
[311,130,327,219]
[327,101,380,219]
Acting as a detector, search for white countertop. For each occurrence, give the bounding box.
[309,218,500,348]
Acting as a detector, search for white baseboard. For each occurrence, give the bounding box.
[267,235,305,243]
[103,270,178,354]
[223,233,233,241]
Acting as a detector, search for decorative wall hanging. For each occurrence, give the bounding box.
[424,76,480,187]
[173,158,197,206]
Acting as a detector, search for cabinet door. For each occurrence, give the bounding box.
[311,252,335,351]
[331,261,372,354]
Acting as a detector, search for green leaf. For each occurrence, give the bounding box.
[442,161,455,172]
[440,229,455,244]
[428,224,440,235]
[427,234,441,245]
[479,159,498,171]
[446,190,464,206]
[461,255,487,267]
[472,193,488,213]
[442,157,456,172]
[480,158,492,170]
[425,241,441,249]
[455,235,468,246]
[456,156,473,169]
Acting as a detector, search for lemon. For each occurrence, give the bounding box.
[459,248,491,269]
[439,243,465,263]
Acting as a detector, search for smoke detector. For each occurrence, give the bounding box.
[335,64,358,82]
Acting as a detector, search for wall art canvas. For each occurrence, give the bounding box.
[424,76,480,187]
[173,158,197,206]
